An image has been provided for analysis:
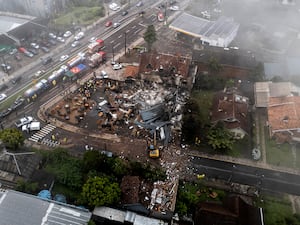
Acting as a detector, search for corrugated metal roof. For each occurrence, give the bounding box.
[169,13,239,41]
[0,190,92,225]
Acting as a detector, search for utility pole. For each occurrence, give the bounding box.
[112,46,115,62]
[124,32,127,55]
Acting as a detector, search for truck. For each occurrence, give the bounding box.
[88,51,106,68]
[66,52,85,68]
[87,39,104,54]
[22,121,41,132]
[147,131,160,159]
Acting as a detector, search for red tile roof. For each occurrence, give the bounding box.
[268,96,300,133]
[211,90,249,131]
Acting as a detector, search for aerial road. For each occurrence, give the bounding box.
[192,156,300,196]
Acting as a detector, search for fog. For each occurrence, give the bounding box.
[220,0,300,61]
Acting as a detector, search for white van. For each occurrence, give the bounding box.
[101,70,108,79]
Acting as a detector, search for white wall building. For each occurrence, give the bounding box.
[169,13,240,48]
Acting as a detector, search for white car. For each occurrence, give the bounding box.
[63,31,72,38]
[0,93,7,102]
[113,22,121,28]
[49,33,57,39]
[89,37,97,43]
[170,5,179,11]
[74,32,84,41]
[113,63,122,70]
[15,116,33,128]
[71,41,80,47]
[109,3,120,11]
[60,55,69,62]
[57,37,65,43]
[34,70,45,78]
[30,43,39,49]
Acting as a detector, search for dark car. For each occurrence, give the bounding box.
[42,56,52,65]
[11,76,22,85]
[40,41,51,47]
[41,46,50,53]
[28,48,38,55]
[122,11,128,16]
[48,39,57,46]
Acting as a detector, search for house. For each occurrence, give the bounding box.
[194,195,264,225]
[0,189,92,225]
[211,88,250,139]
[254,81,300,142]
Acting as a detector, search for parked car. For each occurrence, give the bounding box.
[49,33,57,39]
[9,49,17,55]
[28,48,38,55]
[41,46,50,53]
[30,43,39,49]
[1,64,11,72]
[136,1,143,7]
[60,55,69,62]
[10,96,25,110]
[63,31,72,38]
[11,76,22,85]
[57,37,65,43]
[113,63,122,70]
[0,93,7,102]
[15,116,34,128]
[74,32,84,41]
[71,41,80,47]
[170,5,179,11]
[48,39,57,46]
[105,21,112,27]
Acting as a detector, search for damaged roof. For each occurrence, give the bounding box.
[211,89,249,132]
[139,52,191,77]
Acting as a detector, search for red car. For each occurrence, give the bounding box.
[105,21,112,27]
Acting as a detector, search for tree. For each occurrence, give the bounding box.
[81,176,121,207]
[208,57,222,74]
[0,128,25,150]
[249,62,264,82]
[143,25,157,51]
[206,123,235,151]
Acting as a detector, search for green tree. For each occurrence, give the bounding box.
[81,176,121,207]
[208,57,222,74]
[143,25,157,51]
[249,62,264,82]
[207,123,235,151]
[16,180,38,194]
[82,150,105,173]
[0,128,25,150]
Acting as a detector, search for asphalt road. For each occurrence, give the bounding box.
[192,156,300,195]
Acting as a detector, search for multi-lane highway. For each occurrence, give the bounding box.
[192,156,300,195]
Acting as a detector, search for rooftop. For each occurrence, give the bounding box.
[0,189,92,225]
[169,13,239,40]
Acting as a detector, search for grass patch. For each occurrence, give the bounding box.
[258,194,300,225]
[265,137,295,168]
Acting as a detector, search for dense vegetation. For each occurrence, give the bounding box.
[20,148,166,209]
